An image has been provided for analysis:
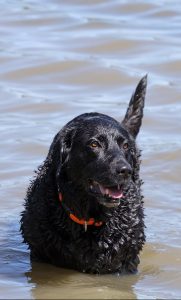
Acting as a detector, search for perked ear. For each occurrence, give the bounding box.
[122,75,147,138]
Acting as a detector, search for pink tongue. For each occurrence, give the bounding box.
[99,185,123,199]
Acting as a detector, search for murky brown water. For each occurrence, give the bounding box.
[0,0,181,299]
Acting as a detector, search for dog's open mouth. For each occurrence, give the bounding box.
[89,181,123,208]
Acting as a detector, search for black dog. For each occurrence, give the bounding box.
[20,76,147,274]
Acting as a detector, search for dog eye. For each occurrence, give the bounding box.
[89,141,100,148]
[123,142,129,150]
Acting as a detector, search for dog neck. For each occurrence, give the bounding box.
[58,192,103,231]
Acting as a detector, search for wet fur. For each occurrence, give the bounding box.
[20,76,147,274]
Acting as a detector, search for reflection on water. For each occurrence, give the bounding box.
[27,263,138,299]
[0,0,181,299]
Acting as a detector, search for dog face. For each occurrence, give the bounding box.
[64,115,133,208]
[58,76,147,208]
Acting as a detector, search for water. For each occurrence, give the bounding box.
[0,0,181,299]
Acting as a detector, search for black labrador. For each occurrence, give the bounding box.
[21,75,147,274]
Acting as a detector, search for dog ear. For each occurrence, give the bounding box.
[61,127,76,163]
[122,75,147,138]
[56,128,75,190]
[47,127,75,165]
[46,133,62,167]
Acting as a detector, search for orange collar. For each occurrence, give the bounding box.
[58,193,103,231]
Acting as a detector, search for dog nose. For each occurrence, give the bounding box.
[116,165,132,177]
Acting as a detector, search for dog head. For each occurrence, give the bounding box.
[56,76,147,209]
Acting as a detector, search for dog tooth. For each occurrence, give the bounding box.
[105,188,109,195]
